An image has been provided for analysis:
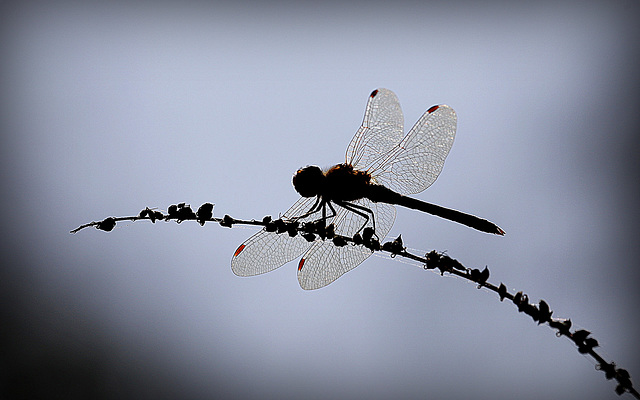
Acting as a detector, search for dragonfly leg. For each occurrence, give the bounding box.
[291,196,322,221]
[325,201,337,221]
[313,201,337,227]
[335,200,377,238]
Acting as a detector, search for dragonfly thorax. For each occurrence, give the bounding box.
[293,163,372,201]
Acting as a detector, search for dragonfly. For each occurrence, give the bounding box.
[232,88,504,290]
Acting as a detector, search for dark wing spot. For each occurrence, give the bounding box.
[298,258,306,271]
[370,89,378,98]
[233,244,245,257]
[427,105,440,113]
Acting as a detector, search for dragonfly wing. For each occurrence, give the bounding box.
[297,199,396,290]
[367,104,456,195]
[231,197,317,277]
[297,240,372,290]
[231,229,311,277]
[346,89,405,169]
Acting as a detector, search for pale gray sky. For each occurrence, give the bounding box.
[1,1,639,399]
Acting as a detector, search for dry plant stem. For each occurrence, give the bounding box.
[71,203,638,398]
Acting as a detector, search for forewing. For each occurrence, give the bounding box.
[231,197,317,277]
[297,199,396,290]
[366,104,456,195]
[346,89,404,169]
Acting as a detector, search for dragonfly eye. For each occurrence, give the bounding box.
[293,166,324,197]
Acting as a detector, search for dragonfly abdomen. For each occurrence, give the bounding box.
[365,184,504,235]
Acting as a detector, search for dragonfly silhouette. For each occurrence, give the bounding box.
[232,89,504,290]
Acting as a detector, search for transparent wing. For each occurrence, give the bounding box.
[348,89,457,195]
[346,89,404,169]
[368,104,456,195]
[297,198,396,290]
[232,194,396,289]
[231,197,317,277]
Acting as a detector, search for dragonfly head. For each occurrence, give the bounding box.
[293,165,325,197]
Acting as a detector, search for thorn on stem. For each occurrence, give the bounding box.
[168,203,196,222]
[219,214,234,228]
[362,227,374,243]
[470,266,489,285]
[550,318,572,337]
[265,219,278,232]
[382,235,405,255]
[96,217,116,232]
[537,300,552,324]
[598,361,617,380]
[196,203,214,226]
[332,235,348,247]
[498,283,508,301]
[287,221,299,237]
[325,223,335,239]
[274,219,288,234]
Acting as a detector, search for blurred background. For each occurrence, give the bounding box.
[1,1,638,399]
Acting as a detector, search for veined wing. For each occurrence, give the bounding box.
[297,199,396,290]
[232,195,396,289]
[346,89,404,169]
[359,101,457,196]
[231,196,316,277]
